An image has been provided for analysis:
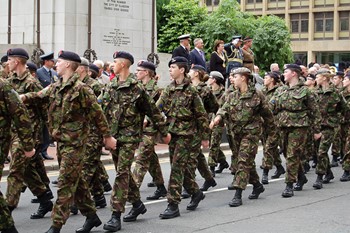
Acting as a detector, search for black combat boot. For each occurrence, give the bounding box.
[94,195,107,208]
[70,205,78,215]
[304,162,311,174]
[294,173,308,191]
[312,155,317,168]
[340,171,350,182]
[186,190,205,210]
[103,180,112,192]
[227,182,235,190]
[147,181,156,187]
[147,184,167,200]
[45,226,61,233]
[210,166,216,177]
[2,225,19,233]
[215,161,229,173]
[123,200,147,222]
[229,188,243,207]
[76,213,102,233]
[181,189,191,199]
[261,169,269,184]
[200,178,217,191]
[331,155,339,167]
[271,165,285,179]
[30,201,53,219]
[103,211,121,232]
[159,203,180,219]
[248,183,265,199]
[322,169,334,184]
[313,174,323,189]
[281,182,294,198]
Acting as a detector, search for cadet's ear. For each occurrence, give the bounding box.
[179,66,185,74]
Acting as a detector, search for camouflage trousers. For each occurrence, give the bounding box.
[304,128,317,163]
[97,162,109,186]
[208,125,227,167]
[133,134,164,188]
[6,135,48,208]
[81,136,104,197]
[232,131,260,190]
[190,136,213,181]
[168,135,199,204]
[227,131,238,174]
[281,127,308,183]
[110,142,140,213]
[331,125,342,157]
[341,124,350,171]
[315,127,334,175]
[0,140,14,231]
[52,142,96,228]
[261,128,282,170]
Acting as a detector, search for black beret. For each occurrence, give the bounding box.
[1,55,8,63]
[265,72,280,82]
[7,48,29,60]
[113,51,134,65]
[336,71,344,77]
[26,62,38,72]
[89,64,99,75]
[58,50,81,63]
[306,73,316,80]
[168,56,188,67]
[137,60,156,72]
[40,52,54,61]
[191,65,206,72]
[285,64,301,72]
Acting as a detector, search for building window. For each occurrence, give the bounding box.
[206,0,220,6]
[315,12,334,32]
[290,13,308,33]
[340,11,350,31]
[247,0,262,3]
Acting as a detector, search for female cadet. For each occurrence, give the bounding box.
[271,64,321,198]
[211,67,275,207]
[188,65,218,192]
[340,74,350,181]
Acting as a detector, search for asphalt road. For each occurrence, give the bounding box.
[1,148,350,233]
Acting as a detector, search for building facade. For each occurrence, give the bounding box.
[201,0,350,66]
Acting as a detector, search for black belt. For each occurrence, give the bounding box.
[243,61,253,63]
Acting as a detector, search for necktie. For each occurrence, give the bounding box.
[200,50,205,61]
[48,70,53,83]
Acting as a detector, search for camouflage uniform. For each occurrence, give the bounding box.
[217,85,276,190]
[341,89,350,172]
[156,77,210,204]
[193,82,219,181]
[331,87,344,163]
[208,86,227,167]
[314,85,342,176]
[271,81,321,184]
[0,78,34,231]
[24,73,110,228]
[6,70,50,209]
[132,79,165,188]
[261,85,282,170]
[102,74,167,213]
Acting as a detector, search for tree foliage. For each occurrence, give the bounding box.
[157,0,293,72]
[156,0,170,36]
[157,0,207,53]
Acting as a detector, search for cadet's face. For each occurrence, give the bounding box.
[343,77,350,87]
[188,69,197,80]
[169,64,182,80]
[135,67,147,80]
[113,59,124,74]
[55,58,67,76]
[305,78,315,87]
[233,74,243,89]
[316,74,325,85]
[229,74,235,85]
[283,69,293,83]
[7,57,18,72]
[264,75,272,86]
[208,76,215,86]
[332,76,342,86]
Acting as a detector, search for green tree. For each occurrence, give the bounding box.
[156,0,170,36]
[157,0,207,53]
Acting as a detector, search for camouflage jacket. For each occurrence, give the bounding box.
[143,79,162,135]
[82,75,103,97]
[217,86,276,136]
[156,77,210,139]
[315,85,343,128]
[7,71,45,142]
[103,73,167,143]
[271,81,321,132]
[24,73,110,145]
[211,86,226,107]
[0,78,33,152]
[194,82,219,114]
[340,89,350,125]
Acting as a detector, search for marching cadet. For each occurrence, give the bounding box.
[102,51,170,232]
[211,67,275,207]
[313,69,343,189]
[260,72,285,184]
[132,60,168,200]
[157,57,209,219]
[0,63,35,233]
[6,48,54,219]
[340,74,350,181]
[188,65,218,192]
[22,50,116,233]
[271,64,321,197]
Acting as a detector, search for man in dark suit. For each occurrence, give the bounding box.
[190,38,206,70]
[36,52,57,160]
[172,34,191,65]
